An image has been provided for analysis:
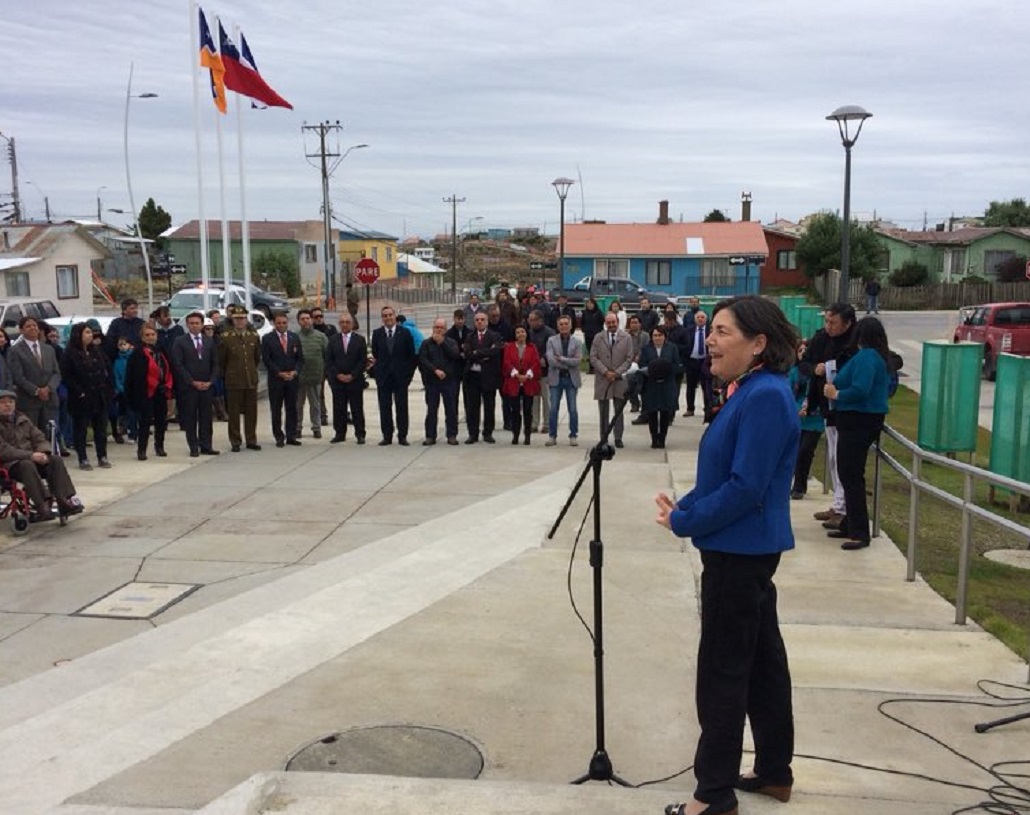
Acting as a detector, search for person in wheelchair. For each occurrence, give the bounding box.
[0,389,83,522]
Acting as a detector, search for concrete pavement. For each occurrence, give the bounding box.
[0,382,1026,815]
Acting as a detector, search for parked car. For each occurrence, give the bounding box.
[0,298,63,339]
[953,301,1030,381]
[549,276,654,309]
[165,286,247,321]
[184,280,290,317]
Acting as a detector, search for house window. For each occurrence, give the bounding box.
[304,244,318,263]
[56,265,79,299]
[948,249,966,276]
[645,260,671,286]
[386,247,393,263]
[371,246,379,262]
[984,250,1016,276]
[700,259,733,287]
[5,271,29,297]
[776,250,797,270]
[593,259,629,278]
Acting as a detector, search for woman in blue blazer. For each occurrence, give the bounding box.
[656,295,800,815]
[822,317,891,549]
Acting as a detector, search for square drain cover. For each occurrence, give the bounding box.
[74,582,201,620]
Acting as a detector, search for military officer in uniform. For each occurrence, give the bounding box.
[217,305,262,452]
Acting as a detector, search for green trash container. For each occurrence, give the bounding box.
[595,295,617,313]
[795,305,823,340]
[918,340,982,454]
[780,296,805,329]
[989,352,1030,480]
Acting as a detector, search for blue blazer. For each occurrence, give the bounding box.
[669,368,799,555]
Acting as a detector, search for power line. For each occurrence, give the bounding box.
[302,121,342,306]
[443,194,465,298]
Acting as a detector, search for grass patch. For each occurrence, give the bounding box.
[817,385,1030,660]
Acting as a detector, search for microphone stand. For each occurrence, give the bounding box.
[974,710,1030,733]
[549,382,632,787]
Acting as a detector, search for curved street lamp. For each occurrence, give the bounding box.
[552,177,575,291]
[124,61,159,313]
[826,105,872,303]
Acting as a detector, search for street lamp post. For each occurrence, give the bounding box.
[124,61,158,313]
[96,186,107,222]
[551,177,575,292]
[826,105,872,304]
[334,143,368,297]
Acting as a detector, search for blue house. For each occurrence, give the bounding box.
[561,208,770,297]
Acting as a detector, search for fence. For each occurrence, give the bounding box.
[815,274,1030,310]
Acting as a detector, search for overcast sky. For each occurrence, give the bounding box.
[3,1,1028,239]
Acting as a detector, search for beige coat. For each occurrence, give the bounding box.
[589,329,634,400]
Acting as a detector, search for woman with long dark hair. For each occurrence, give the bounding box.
[125,324,173,460]
[639,326,681,448]
[656,295,799,815]
[61,322,112,470]
[822,316,891,550]
[499,325,541,445]
[580,296,605,356]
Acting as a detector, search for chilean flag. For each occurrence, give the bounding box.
[218,22,293,110]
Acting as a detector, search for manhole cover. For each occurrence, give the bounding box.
[285,725,483,779]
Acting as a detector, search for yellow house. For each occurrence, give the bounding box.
[338,229,399,282]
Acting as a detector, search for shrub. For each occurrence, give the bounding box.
[889,260,930,287]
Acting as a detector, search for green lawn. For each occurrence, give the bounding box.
[817,386,1030,659]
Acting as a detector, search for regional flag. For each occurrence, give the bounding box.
[199,8,226,114]
[218,22,293,110]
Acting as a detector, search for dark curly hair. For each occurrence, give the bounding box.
[711,295,798,374]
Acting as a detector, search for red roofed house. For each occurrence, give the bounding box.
[561,202,770,297]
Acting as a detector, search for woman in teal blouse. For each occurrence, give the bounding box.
[822,317,891,549]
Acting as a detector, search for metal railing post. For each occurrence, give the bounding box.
[955,472,974,625]
[906,451,921,582]
[872,435,882,539]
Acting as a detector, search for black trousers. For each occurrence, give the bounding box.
[684,358,707,412]
[376,379,409,441]
[73,405,108,463]
[268,379,300,442]
[695,550,794,806]
[792,429,822,494]
[462,372,496,440]
[178,385,214,453]
[137,393,169,455]
[9,456,75,510]
[835,412,884,542]
[424,378,459,441]
[503,391,533,439]
[647,409,673,445]
[331,385,366,439]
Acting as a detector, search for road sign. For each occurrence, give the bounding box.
[1026,260,1030,281]
[529,261,544,270]
[355,257,380,285]
[170,264,186,274]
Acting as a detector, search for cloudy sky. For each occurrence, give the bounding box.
[3,1,1028,239]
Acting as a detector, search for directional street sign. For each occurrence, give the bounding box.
[170,264,187,274]
[529,261,544,270]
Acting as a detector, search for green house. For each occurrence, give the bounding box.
[875,227,1030,282]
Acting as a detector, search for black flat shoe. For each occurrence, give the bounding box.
[665,799,738,815]
[735,774,792,802]
[245,443,262,451]
[826,530,849,539]
[841,539,870,550]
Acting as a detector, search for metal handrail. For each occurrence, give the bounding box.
[872,424,1030,626]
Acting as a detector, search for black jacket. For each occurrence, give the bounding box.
[418,336,463,384]
[61,345,112,417]
[462,328,505,390]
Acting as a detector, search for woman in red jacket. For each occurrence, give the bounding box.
[500,325,541,445]
[124,324,174,460]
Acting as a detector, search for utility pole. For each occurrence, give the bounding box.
[0,134,21,223]
[303,121,342,308]
[443,194,465,299]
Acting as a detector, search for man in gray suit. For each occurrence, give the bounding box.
[544,314,582,447]
[589,312,634,448]
[170,311,220,457]
[8,316,60,434]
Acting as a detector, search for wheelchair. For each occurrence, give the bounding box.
[0,464,69,535]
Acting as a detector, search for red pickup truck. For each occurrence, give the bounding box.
[953,301,1030,380]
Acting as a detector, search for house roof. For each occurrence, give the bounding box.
[168,220,327,241]
[339,229,399,242]
[0,222,110,258]
[398,253,446,274]
[0,258,41,271]
[877,226,1030,246]
[563,221,768,257]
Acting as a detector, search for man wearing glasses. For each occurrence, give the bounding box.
[311,309,337,428]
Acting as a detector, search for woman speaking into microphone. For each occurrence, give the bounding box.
[655,295,800,815]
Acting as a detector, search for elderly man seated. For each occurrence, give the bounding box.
[0,389,84,522]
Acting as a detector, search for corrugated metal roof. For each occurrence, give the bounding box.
[0,258,40,271]
[563,221,768,257]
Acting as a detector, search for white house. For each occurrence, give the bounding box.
[0,223,108,313]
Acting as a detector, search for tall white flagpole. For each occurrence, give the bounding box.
[190,0,211,312]
[215,110,232,298]
[234,24,253,312]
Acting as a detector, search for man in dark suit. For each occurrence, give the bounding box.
[369,305,417,445]
[8,316,61,435]
[683,310,711,418]
[170,311,220,457]
[261,311,305,447]
[324,312,368,444]
[461,311,504,444]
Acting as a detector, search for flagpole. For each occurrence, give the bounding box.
[190,0,211,313]
[234,24,253,313]
[213,28,233,305]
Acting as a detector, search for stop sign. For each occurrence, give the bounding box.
[355,257,380,285]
